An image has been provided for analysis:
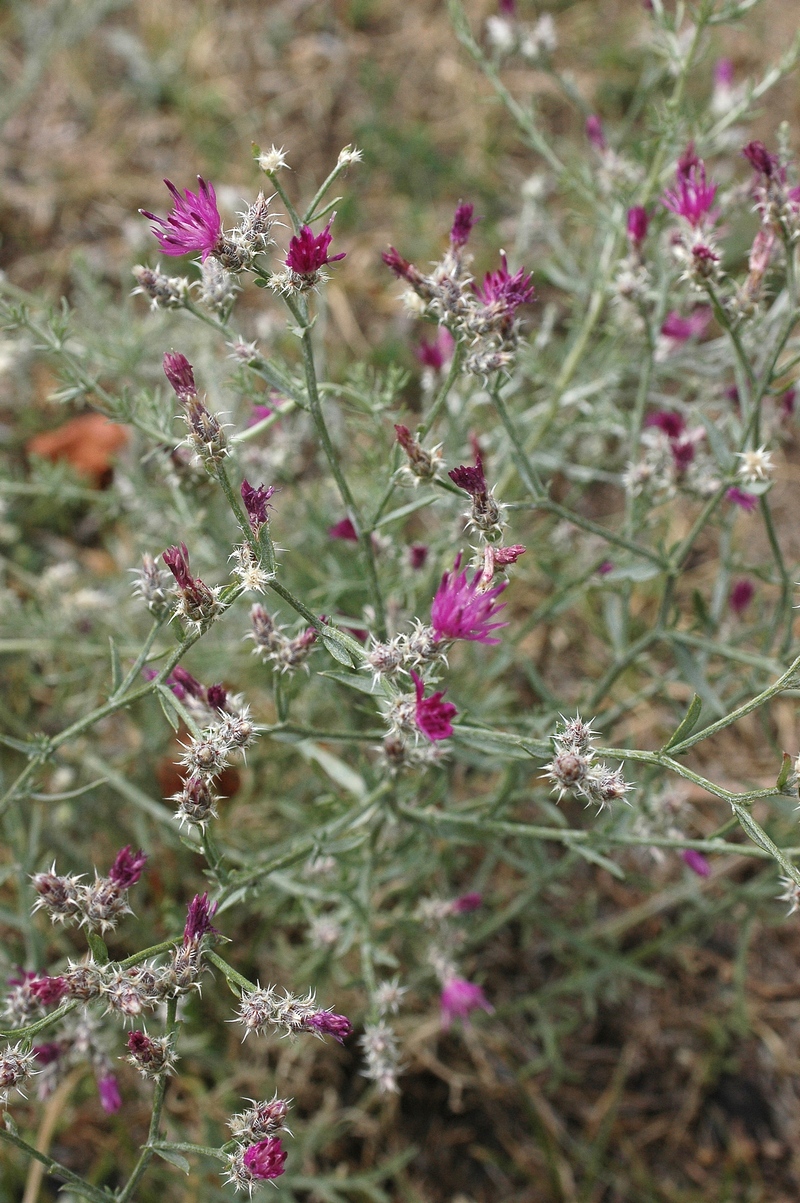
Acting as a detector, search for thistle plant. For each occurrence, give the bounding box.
[2,0,800,1197]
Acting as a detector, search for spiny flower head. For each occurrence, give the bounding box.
[743,139,781,179]
[29,975,70,1006]
[141,178,223,261]
[163,351,197,400]
[449,456,487,496]
[0,1042,39,1103]
[737,445,773,483]
[412,671,457,742]
[302,1010,353,1043]
[108,846,147,890]
[162,542,194,590]
[242,1137,287,1182]
[285,217,345,276]
[662,158,718,229]
[431,557,508,644]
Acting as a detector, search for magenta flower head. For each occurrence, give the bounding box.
[416,328,455,372]
[585,114,606,150]
[742,140,780,179]
[29,976,70,1006]
[162,543,194,590]
[492,544,526,568]
[328,517,359,542]
[682,848,711,878]
[660,308,711,342]
[646,410,685,440]
[98,1073,122,1114]
[302,1010,353,1043]
[726,486,758,512]
[241,479,276,531]
[626,206,649,246]
[170,666,205,699]
[412,670,458,742]
[473,253,535,316]
[382,246,418,283]
[431,557,508,644]
[242,1138,287,1181]
[452,891,482,914]
[141,178,222,261]
[410,543,428,570]
[729,578,755,616]
[450,201,477,249]
[163,351,197,401]
[183,892,218,944]
[285,217,345,277]
[449,455,487,497]
[662,158,717,229]
[248,402,274,427]
[33,1042,62,1066]
[206,683,228,711]
[714,58,735,88]
[440,976,493,1029]
[597,559,614,576]
[108,846,147,890]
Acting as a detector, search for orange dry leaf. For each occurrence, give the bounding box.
[27,412,129,487]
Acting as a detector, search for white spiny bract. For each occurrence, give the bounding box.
[234,986,317,1038]
[543,714,632,811]
[0,1042,38,1104]
[359,1021,402,1095]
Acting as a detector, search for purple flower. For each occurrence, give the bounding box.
[682,848,711,878]
[183,892,218,944]
[626,205,649,246]
[452,891,482,914]
[108,846,147,890]
[141,178,222,261]
[660,308,712,342]
[646,410,686,439]
[585,114,606,150]
[450,202,477,249]
[726,486,758,512]
[449,455,487,496]
[412,670,458,742]
[409,543,428,570]
[473,253,535,315]
[285,217,345,276]
[242,1138,287,1181]
[163,543,194,590]
[416,328,455,372]
[302,1010,353,1043]
[163,351,197,401]
[29,976,70,1006]
[382,247,417,282]
[742,140,780,179]
[670,437,696,473]
[714,58,735,88]
[241,479,275,531]
[33,1042,62,1066]
[440,976,493,1029]
[492,544,526,567]
[247,402,274,427]
[729,578,755,616]
[98,1073,122,1114]
[662,159,717,228]
[206,683,228,711]
[170,666,205,699]
[328,517,359,542]
[431,557,508,644]
[597,559,614,576]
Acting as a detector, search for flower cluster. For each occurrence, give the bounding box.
[161,541,227,632]
[382,203,534,375]
[225,1096,291,1193]
[163,351,228,468]
[173,710,256,828]
[624,409,720,501]
[31,845,147,935]
[141,177,276,273]
[248,604,318,674]
[542,715,632,811]
[235,984,352,1043]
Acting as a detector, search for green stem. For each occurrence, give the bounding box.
[118,996,179,1203]
[417,341,465,438]
[0,1128,112,1203]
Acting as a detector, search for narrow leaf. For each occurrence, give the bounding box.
[108,637,122,695]
[86,933,109,965]
[776,751,794,791]
[662,694,703,752]
[152,1148,191,1174]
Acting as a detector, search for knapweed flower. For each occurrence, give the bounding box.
[240,479,275,531]
[412,671,457,742]
[646,410,685,440]
[452,891,483,914]
[410,543,428,570]
[163,543,224,627]
[141,178,223,261]
[473,253,535,317]
[395,424,442,481]
[726,486,758,511]
[29,975,70,1007]
[450,201,477,249]
[183,892,218,944]
[585,114,606,150]
[303,1010,353,1043]
[126,1029,177,1078]
[662,157,717,228]
[97,1073,122,1114]
[626,205,649,247]
[682,849,711,878]
[431,557,508,644]
[0,1043,38,1104]
[729,578,755,616]
[243,1137,287,1181]
[328,517,359,542]
[108,846,147,890]
[163,351,197,401]
[660,308,712,342]
[440,977,493,1029]
[285,217,345,278]
[743,140,781,180]
[416,327,455,372]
